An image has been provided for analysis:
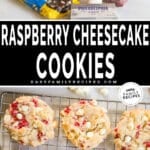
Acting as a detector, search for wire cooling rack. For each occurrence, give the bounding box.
[0,92,150,150]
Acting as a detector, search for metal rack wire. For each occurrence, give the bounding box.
[0,92,150,150]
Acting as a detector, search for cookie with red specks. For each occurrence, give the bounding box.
[113,109,150,150]
[60,100,111,150]
[4,96,56,147]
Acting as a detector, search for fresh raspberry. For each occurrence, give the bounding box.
[37,131,44,140]
[136,125,141,129]
[82,119,87,125]
[32,98,38,107]
[115,133,120,138]
[114,128,118,132]
[11,109,18,118]
[79,100,86,104]
[42,120,49,125]
[18,118,29,129]
[64,106,71,114]
[11,102,18,109]
[135,131,140,139]
[143,141,150,147]
[74,122,80,127]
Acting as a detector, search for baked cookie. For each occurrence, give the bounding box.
[113,109,150,150]
[4,96,56,147]
[60,100,110,150]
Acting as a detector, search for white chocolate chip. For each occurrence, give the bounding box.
[4,115,11,122]
[98,88,109,97]
[124,135,132,143]
[16,113,23,120]
[100,129,106,135]
[68,87,89,96]
[68,87,77,91]
[76,88,89,96]
[33,124,38,129]
[36,107,43,112]
[137,146,145,150]
[91,100,97,106]
[142,116,148,122]
[21,105,29,112]
[80,132,86,137]
[86,132,94,138]
[85,122,91,128]
[76,109,84,116]
[127,122,134,130]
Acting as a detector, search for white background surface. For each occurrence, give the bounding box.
[0,0,150,20]
[0,87,150,103]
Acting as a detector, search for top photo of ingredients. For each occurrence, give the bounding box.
[0,0,150,20]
